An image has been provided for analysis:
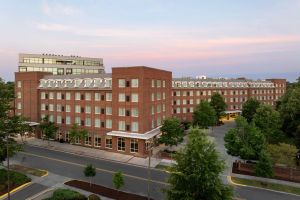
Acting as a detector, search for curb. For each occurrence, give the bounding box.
[227,176,300,197]
[0,181,31,199]
[26,188,54,200]
[26,144,164,172]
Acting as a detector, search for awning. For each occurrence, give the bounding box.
[224,110,242,114]
[106,126,162,140]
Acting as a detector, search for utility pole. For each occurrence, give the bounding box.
[147,146,152,200]
[6,133,10,200]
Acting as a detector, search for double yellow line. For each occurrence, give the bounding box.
[19,151,169,186]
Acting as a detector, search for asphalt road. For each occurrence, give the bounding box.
[3,183,47,200]
[10,145,300,200]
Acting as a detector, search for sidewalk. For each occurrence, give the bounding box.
[17,136,162,168]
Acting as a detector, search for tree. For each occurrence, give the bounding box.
[278,84,300,142]
[69,123,88,144]
[253,105,282,143]
[224,116,266,160]
[193,101,217,129]
[210,93,227,122]
[112,171,124,192]
[241,98,260,122]
[255,150,273,178]
[166,128,233,200]
[40,115,58,146]
[84,164,96,187]
[159,118,184,148]
[267,143,298,168]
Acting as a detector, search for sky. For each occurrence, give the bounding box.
[0,0,299,82]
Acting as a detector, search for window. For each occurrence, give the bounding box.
[105,137,112,149]
[75,92,81,100]
[157,92,161,100]
[130,139,138,153]
[162,92,165,100]
[85,134,92,146]
[157,80,161,88]
[66,92,71,100]
[151,106,155,115]
[151,93,155,101]
[118,137,125,151]
[131,79,139,88]
[151,80,155,87]
[49,104,54,111]
[95,136,101,147]
[157,116,161,126]
[119,93,125,102]
[106,93,112,101]
[106,107,112,115]
[162,104,166,112]
[85,93,91,101]
[66,116,71,125]
[157,104,161,113]
[118,121,126,131]
[106,119,112,129]
[75,105,80,113]
[66,105,71,112]
[56,104,61,112]
[41,104,45,111]
[57,115,62,124]
[17,102,22,109]
[131,93,138,102]
[17,81,22,88]
[95,93,101,101]
[49,92,54,99]
[95,106,101,114]
[49,115,54,122]
[85,118,91,126]
[118,79,125,88]
[75,117,81,125]
[17,92,21,99]
[85,106,91,114]
[57,92,61,100]
[131,108,139,117]
[132,122,139,132]
[119,108,125,116]
[95,119,101,128]
[162,80,166,88]
[41,92,46,99]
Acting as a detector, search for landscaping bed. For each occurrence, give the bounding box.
[0,168,31,196]
[231,177,300,196]
[10,164,47,177]
[65,180,154,200]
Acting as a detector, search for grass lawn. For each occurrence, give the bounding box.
[231,177,300,196]
[0,168,31,196]
[10,164,47,177]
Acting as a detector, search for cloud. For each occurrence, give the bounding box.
[41,1,81,17]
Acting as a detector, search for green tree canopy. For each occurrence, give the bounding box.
[255,150,273,178]
[193,101,217,129]
[166,128,233,200]
[159,117,184,147]
[224,116,266,160]
[241,98,260,122]
[267,143,298,168]
[84,164,96,187]
[112,171,125,191]
[210,93,227,121]
[69,123,88,144]
[40,115,58,145]
[253,105,282,143]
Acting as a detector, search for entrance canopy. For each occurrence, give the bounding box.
[106,126,161,140]
[224,110,242,114]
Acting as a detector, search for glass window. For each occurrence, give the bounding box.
[66,105,71,112]
[41,92,46,99]
[157,92,161,100]
[17,81,22,88]
[106,107,112,115]
[95,93,101,101]
[131,93,138,102]
[75,117,81,125]
[131,79,139,88]
[66,92,71,100]
[118,137,125,151]
[131,122,139,132]
[17,102,22,109]
[85,118,91,126]
[85,93,91,101]
[85,106,91,114]
[106,93,112,101]
[131,108,139,117]
[118,108,125,116]
[106,119,112,129]
[56,115,62,124]
[56,104,61,112]
[105,137,112,149]
[75,105,80,113]
[151,80,155,87]
[95,119,101,128]
[157,80,161,88]
[95,136,101,147]
[85,134,92,146]
[118,121,125,131]
[49,92,54,99]
[118,79,125,88]
[75,92,81,100]
[95,106,101,114]
[119,93,125,102]
[66,116,71,125]
[130,139,138,153]
[17,92,21,99]
[57,92,61,100]
[49,104,54,111]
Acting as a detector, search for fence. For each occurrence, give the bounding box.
[232,161,300,183]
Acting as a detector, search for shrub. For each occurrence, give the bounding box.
[44,188,87,200]
[88,194,101,200]
[0,169,31,186]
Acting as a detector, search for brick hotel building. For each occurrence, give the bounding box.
[14,54,286,157]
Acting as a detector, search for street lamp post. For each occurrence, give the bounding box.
[147,138,155,200]
[6,133,10,200]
